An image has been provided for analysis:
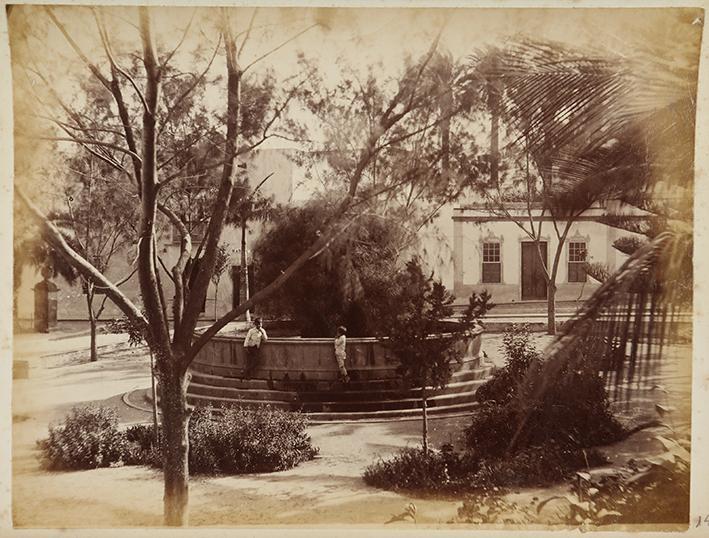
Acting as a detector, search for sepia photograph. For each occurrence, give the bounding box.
[1,1,706,533]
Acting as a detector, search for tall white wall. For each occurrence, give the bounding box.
[418,204,456,290]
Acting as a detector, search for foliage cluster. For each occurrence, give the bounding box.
[384,260,457,387]
[37,406,126,470]
[121,422,163,467]
[381,259,494,389]
[253,197,406,337]
[469,325,625,453]
[470,442,608,489]
[364,325,624,493]
[362,440,607,495]
[39,404,319,475]
[556,433,691,526]
[474,326,541,405]
[185,406,319,474]
[455,432,690,526]
[363,445,479,495]
[106,315,147,347]
[254,197,496,340]
[124,406,319,474]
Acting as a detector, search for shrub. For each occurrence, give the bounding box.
[125,422,160,448]
[470,326,625,456]
[568,433,691,526]
[471,442,608,489]
[365,326,626,496]
[122,423,162,467]
[469,373,624,459]
[124,405,319,475]
[40,405,318,475]
[189,405,319,474]
[475,324,541,405]
[362,445,479,494]
[465,401,519,456]
[38,406,126,470]
[363,441,608,495]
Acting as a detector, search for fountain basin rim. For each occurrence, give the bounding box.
[192,331,471,345]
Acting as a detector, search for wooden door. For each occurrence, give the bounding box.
[521,241,548,300]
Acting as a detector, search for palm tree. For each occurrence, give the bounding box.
[477,21,699,447]
[470,19,698,334]
[227,173,276,322]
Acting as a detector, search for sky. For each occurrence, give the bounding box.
[9,5,702,99]
[6,4,702,191]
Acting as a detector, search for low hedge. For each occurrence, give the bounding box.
[188,405,319,474]
[38,404,319,475]
[363,445,479,495]
[37,405,126,470]
[362,441,608,495]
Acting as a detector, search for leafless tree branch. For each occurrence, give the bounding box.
[160,8,197,68]
[159,33,222,135]
[36,136,143,161]
[93,8,150,113]
[242,23,320,73]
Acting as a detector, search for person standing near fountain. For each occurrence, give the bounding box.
[243,318,268,379]
[334,326,350,383]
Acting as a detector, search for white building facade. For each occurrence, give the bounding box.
[450,202,639,304]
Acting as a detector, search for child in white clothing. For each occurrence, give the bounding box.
[334,326,349,383]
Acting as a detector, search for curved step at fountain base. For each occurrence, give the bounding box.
[186,365,493,420]
[305,400,481,423]
[185,394,481,422]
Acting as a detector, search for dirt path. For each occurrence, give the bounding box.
[11,332,691,528]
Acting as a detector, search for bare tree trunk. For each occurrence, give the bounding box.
[160,362,190,526]
[150,350,160,446]
[546,225,572,335]
[421,384,428,453]
[213,282,219,321]
[136,8,189,526]
[547,282,557,336]
[240,216,251,323]
[89,314,97,362]
[85,285,98,362]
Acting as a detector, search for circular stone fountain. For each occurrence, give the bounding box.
[187,321,492,421]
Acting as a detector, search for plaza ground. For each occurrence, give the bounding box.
[10,328,691,528]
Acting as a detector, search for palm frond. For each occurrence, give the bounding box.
[472,38,698,201]
[509,230,691,450]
